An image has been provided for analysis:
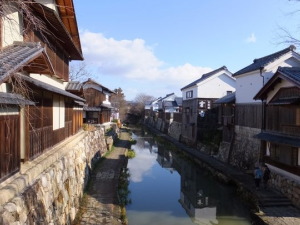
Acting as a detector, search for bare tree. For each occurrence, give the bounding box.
[127,93,155,123]
[277,0,300,47]
[69,62,91,81]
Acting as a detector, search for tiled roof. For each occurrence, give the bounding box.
[254,67,300,100]
[0,42,44,83]
[83,78,115,94]
[181,66,229,90]
[175,97,183,106]
[233,45,297,76]
[159,93,175,101]
[0,92,35,105]
[83,106,101,112]
[214,92,236,104]
[277,67,300,85]
[66,81,83,91]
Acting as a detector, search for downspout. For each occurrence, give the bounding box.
[259,67,265,130]
[259,67,266,163]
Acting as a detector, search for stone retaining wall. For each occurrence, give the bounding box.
[270,171,300,208]
[230,125,261,169]
[0,129,108,225]
[168,121,182,141]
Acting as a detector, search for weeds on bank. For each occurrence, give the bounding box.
[126,149,136,159]
[118,167,131,225]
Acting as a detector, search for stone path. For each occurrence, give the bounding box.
[74,130,130,225]
[145,124,300,225]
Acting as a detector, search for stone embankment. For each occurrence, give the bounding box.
[0,128,109,225]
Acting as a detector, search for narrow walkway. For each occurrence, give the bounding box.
[145,125,300,225]
[74,130,130,225]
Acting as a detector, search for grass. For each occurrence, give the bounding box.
[126,149,136,159]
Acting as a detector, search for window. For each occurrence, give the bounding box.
[186,91,193,98]
[53,95,65,130]
[227,91,233,95]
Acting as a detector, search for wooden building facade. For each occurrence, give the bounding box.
[254,67,300,176]
[0,0,84,182]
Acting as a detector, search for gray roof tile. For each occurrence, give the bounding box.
[233,45,297,76]
[181,66,229,90]
[0,42,44,83]
[0,92,35,105]
[66,81,83,91]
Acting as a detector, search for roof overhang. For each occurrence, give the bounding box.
[55,0,82,54]
[15,74,85,102]
[0,92,35,106]
[254,132,300,148]
[83,106,101,112]
[30,3,83,60]
[0,42,55,84]
[254,67,300,100]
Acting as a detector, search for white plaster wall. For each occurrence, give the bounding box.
[182,86,198,101]
[235,71,263,104]
[0,83,8,92]
[35,0,58,12]
[30,74,65,89]
[2,5,23,47]
[53,95,60,130]
[236,55,300,104]
[197,74,236,98]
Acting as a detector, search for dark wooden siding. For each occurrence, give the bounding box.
[26,91,75,160]
[266,105,300,136]
[235,103,262,128]
[84,88,106,107]
[0,115,20,182]
[24,29,69,81]
[173,112,182,123]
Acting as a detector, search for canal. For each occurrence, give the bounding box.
[125,128,252,225]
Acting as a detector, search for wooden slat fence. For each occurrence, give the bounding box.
[235,104,262,128]
[173,112,182,123]
[0,115,20,182]
[28,121,73,160]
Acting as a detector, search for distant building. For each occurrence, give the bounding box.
[180,66,235,146]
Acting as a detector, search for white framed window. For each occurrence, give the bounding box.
[186,91,193,98]
[53,95,65,130]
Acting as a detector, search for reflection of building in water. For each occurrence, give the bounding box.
[177,157,218,225]
[156,145,174,172]
[143,139,158,153]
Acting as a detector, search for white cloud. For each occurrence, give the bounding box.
[81,30,163,79]
[79,30,212,99]
[245,33,257,43]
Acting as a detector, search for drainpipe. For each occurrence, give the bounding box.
[259,67,266,163]
[259,67,265,130]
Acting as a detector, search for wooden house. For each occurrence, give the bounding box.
[81,79,115,124]
[231,45,300,169]
[0,0,84,182]
[180,66,235,146]
[254,67,300,176]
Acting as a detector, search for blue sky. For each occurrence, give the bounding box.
[72,0,300,100]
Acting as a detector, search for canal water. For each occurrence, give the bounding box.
[126,129,252,225]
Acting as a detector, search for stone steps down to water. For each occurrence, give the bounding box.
[257,191,293,207]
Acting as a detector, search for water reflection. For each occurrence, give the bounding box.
[127,130,251,225]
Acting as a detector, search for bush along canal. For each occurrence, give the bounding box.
[125,127,253,225]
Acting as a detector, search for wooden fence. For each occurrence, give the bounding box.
[235,103,262,129]
[28,121,72,160]
[0,115,20,182]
